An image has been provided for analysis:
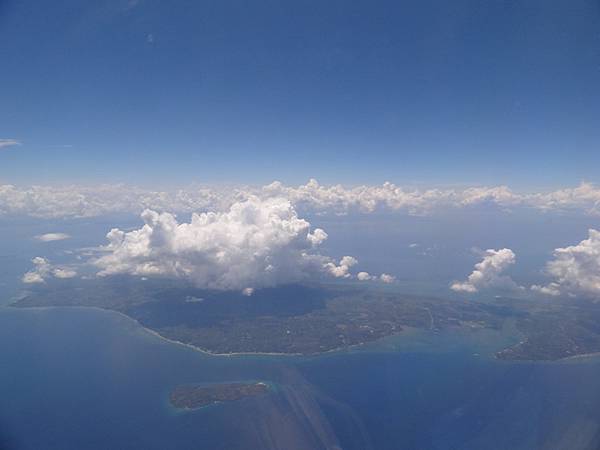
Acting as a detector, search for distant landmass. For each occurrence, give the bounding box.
[169,382,269,409]
[13,277,600,361]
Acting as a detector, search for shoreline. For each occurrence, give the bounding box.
[560,351,600,361]
[14,303,591,363]
[494,338,600,363]
[5,304,549,361]
[6,304,378,358]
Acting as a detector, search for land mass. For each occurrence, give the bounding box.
[12,278,504,354]
[13,277,600,361]
[169,382,269,409]
[495,300,600,361]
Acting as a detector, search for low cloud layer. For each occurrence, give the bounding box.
[35,233,71,242]
[22,257,77,283]
[0,184,229,219]
[532,229,600,298]
[93,197,388,292]
[451,249,521,293]
[3,180,600,219]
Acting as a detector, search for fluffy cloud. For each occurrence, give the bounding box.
[451,249,520,293]
[355,271,396,283]
[527,183,600,216]
[35,233,71,242]
[0,139,20,150]
[22,257,77,283]
[94,197,373,292]
[357,271,373,281]
[0,184,228,219]
[379,273,396,283]
[532,229,600,297]
[262,179,459,215]
[3,180,600,219]
[324,256,358,278]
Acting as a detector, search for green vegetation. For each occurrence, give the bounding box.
[169,382,269,409]
[14,277,600,360]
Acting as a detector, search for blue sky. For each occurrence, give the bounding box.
[1,0,599,187]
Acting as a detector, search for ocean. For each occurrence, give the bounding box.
[1,306,600,450]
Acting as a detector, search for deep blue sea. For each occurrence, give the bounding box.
[2,306,600,450]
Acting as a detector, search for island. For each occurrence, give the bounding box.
[12,278,505,355]
[169,382,269,409]
[13,276,600,361]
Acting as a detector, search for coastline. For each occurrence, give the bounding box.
[494,347,600,363]
[560,351,600,362]
[10,304,597,363]
[6,304,377,358]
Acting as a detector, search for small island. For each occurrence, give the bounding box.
[169,382,269,409]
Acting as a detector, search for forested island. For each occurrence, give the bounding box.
[169,382,269,409]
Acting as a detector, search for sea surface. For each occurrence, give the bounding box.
[2,306,600,450]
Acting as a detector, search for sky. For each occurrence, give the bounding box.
[1,0,599,187]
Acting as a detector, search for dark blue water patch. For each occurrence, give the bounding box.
[297,349,487,449]
[297,346,600,450]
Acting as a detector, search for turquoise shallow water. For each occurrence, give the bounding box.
[1,306,600,450]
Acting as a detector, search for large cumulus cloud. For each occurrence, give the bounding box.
[532,229,600,297]
[451,248,521,293]
[94,196,378,291]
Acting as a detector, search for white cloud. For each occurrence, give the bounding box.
[262,179,458,215]
[0,184,229,218]
[93,197,368,292]
[52,268,78,279]
[530,283,561,296]
[355,271,396,283]
[21,257,77,283]
[451,248,520,293]
[3,180,600,219]
[527,183,600,216]
[460,186,519,208]
[22,271,45,284]
[324,256,358,278]
[379,273,396,283]
[532,229,600,298]
[0,139,20,150]
[35,233,71,242]
[261,180,600,216]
